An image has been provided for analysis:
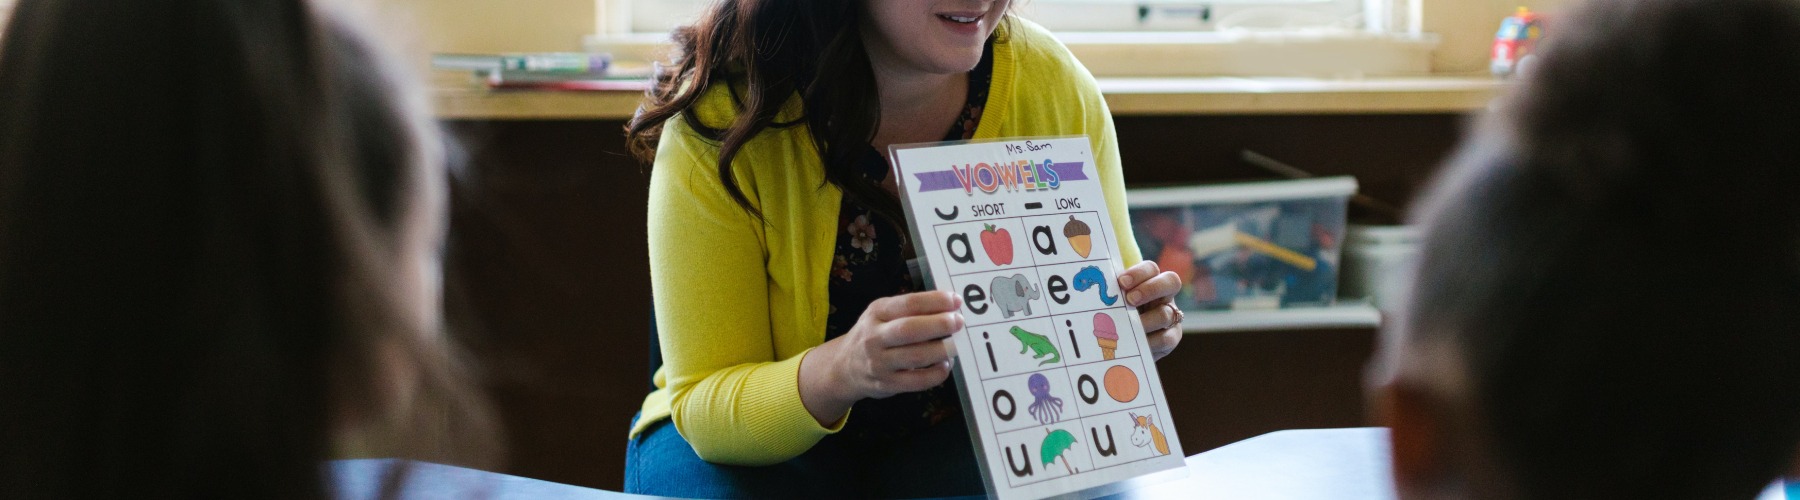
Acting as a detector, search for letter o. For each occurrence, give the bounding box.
[1078,374,1100,405]
[993,390,1017,421]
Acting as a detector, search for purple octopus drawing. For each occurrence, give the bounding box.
[1027,373,1064,424]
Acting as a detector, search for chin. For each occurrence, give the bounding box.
[923,46,986,74]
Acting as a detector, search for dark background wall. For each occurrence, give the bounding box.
[438,113,1468,490]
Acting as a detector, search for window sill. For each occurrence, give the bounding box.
[1182,303,1383,334]
[1055,31,1440,78]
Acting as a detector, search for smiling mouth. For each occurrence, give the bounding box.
[937,13,983,24]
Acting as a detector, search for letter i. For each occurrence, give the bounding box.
[1065,320,1082,359]
[984,331,998,373]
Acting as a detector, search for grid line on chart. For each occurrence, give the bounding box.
[1040,311,1142,371]
[962,299,1135,330]
[972,312,1136,383]
[998,403,1171,488]
[1047,309,1145,371]
[939,212,1049,458]
[1035,248,1092,434]
[931,211,1105,279]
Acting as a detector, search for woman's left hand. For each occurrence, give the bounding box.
[1119,261,1184,361]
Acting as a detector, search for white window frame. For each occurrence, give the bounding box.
[602,0,1421,36]
[591,0,1438,78]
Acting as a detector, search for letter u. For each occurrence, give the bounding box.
[1005,443,1035,477]
[1092,425,1118,457]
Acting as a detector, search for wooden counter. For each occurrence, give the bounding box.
[433,76,1504,120]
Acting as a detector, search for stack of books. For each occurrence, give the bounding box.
[432,52,646,91]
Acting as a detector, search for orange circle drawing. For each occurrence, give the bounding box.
[1103,365,1139,403]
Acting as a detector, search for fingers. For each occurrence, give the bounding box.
[1116,261,1161,291]
[1145,325,1183,361]
[882,339,951,372]
[1138,297,1182,332]
[1126,270,1183,307]
[874,361,953,397]
[877,312,964,347]
[869,291,961,322]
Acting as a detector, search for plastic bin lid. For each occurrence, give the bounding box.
[1127,176,1359,208]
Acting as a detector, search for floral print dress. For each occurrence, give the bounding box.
[824,41,993,443]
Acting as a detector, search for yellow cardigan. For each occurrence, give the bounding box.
[636,18,1144,466]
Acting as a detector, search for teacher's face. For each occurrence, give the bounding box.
[862,0,1011,75]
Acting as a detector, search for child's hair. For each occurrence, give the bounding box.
[1393,0,1800,497]
[0,0,493,497]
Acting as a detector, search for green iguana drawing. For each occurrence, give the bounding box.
[1010,326,1060,366]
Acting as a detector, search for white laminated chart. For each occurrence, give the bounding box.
[892,137,1185,500]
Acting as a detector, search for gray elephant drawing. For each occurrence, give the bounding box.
[990,274,1041,318]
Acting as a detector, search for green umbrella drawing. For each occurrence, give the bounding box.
[1041,429,1078,474]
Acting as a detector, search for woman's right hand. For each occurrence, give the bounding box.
[798,291,964,426]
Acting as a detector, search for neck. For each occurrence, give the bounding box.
[871,63,962,116]
[862,36,968,153]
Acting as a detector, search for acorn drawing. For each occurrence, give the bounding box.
[1064,215,1092,258]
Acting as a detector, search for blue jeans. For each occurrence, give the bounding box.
[624,413,986,499]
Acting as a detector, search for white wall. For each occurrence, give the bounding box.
[375,0,595,54]
[1424,0,1571,74]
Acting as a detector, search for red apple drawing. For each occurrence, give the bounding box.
[980,224,1013,265]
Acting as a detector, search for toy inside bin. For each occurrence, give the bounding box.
[1127,177,1356,312]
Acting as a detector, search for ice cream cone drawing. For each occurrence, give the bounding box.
[1064,216,1092,258]
[1092,312,1118,360]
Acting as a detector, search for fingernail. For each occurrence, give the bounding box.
[1119,274,1136,288]
[1127,291,1142,306]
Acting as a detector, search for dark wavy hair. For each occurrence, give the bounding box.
[1401,0,1800,497]
[626,1,1007,226]
[0,0,494,497]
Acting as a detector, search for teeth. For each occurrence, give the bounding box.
[940,14,979,23]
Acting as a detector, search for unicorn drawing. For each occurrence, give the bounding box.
[1129,412,1169,456]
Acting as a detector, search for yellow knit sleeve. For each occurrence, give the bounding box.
[1091,98,1143,266]
[1008,16,1145,266]
[647,116,844,466]
[1066,53,1144,266]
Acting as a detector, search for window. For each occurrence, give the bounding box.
[604,0,1418,35]
[592,0,1437,77]
[1019,0,1368,33]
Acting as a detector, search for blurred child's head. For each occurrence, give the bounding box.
[0,0,490,496]
[1369,0,1800,498]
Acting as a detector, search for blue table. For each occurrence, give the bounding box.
[331,428,1788,499]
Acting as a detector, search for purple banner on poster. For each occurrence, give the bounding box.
[912,162,1089,193]
[914,170,965,192]
[1048,162,1089,182]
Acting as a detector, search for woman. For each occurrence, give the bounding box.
[0,0,494,497]
[625,1,1186,497]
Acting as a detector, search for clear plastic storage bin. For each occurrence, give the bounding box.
[1127,177,1356,312]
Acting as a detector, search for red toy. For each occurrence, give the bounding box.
[1492,7,1544,77]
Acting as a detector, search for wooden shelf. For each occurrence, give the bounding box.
[1099,77,1503,116]
[1184,303,1383,333]
[432,76,1504,120]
